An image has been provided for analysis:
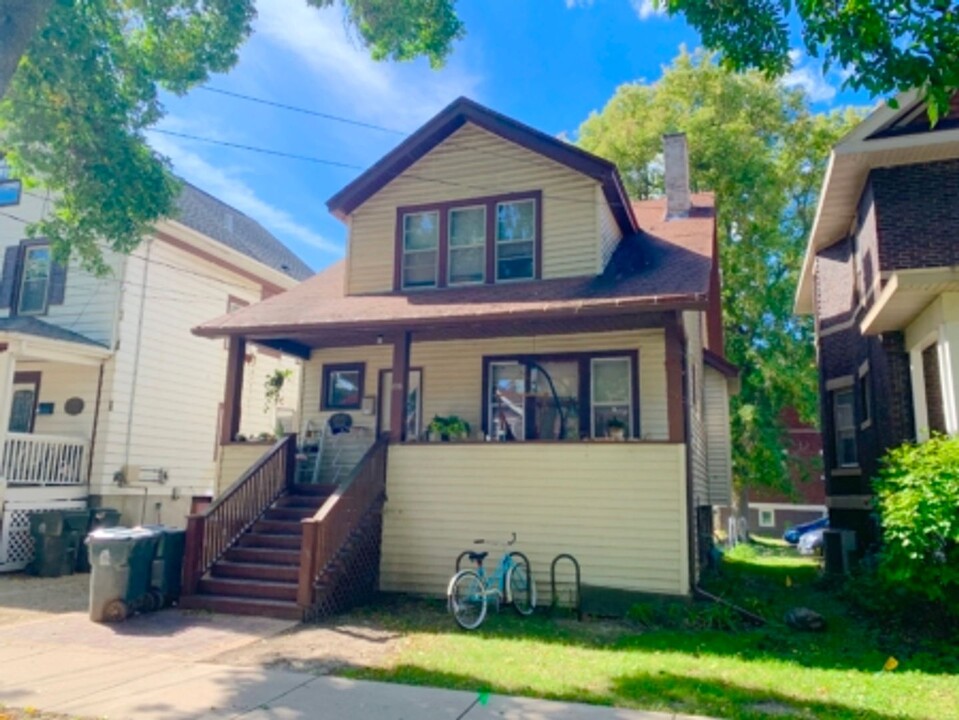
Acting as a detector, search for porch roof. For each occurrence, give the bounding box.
[0,317,111,364]
[194,195,716,344]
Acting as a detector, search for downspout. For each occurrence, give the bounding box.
[123,239,152,523]
[85,361,106,485]
[676,312,698,595]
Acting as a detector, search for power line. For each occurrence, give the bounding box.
[197,86,408,136]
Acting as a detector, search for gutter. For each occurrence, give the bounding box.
[675,311,698,596]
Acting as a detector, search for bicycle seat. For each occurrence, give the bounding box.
[468,551,488,564]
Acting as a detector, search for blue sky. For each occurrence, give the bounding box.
[152,0,872,273]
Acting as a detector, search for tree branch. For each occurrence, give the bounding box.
[0,0,54,100]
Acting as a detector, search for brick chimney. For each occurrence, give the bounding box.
[663,133,691,218]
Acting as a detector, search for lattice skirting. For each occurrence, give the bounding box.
[304,504,383,622]
[0,500,87,572]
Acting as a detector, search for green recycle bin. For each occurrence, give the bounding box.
[143,525,186,607]
[86,527,160,622]
[76,508,122,573]
[28,510,86,578]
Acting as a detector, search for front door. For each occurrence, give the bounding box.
[8,382,37,433]
[379,370,423,440]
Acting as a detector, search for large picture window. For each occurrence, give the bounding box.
[322,363,365,410]
[396,191,540,290]
[484,352,638,441]
[18,245,51,315]
[832,387,858,468]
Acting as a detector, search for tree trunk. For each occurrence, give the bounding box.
[730,482,750,543]
[0,0,54,100]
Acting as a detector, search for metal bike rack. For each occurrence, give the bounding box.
[550,553,582,621]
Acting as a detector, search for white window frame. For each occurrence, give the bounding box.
[758,509,775,528]
[17,244,51,316]
[589,356,633,439]
[401,210,440,289]
[447,205,486,286]
[494,198,536,283]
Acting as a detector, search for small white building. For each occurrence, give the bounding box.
[0,180,311,571]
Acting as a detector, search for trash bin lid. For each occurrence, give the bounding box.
[88,527,155,541]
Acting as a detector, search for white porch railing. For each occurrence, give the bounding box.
[1,433,89,486]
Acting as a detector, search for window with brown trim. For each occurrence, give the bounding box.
[321,363,365,410]
[482,351,639,441]
[831,387,858,468]
[395,190,542,291]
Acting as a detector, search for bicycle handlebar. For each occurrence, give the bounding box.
[473,532,518,546]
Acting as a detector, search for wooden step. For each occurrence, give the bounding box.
[290,483,338,496]
[274,494,328,509]
[252,519,304,535]
[264,506,315,521]
[225,546,300,565]
[212,561,299,583]
[179,594,302,621]
[198,576,298,602]
[238,533,302,549]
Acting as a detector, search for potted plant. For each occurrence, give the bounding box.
[606,417,627,441]
[429,415,472,441]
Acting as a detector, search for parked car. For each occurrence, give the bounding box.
[798,527,826,556]
[783,516,828,545]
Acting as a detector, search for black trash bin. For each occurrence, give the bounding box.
[143,525,186,607]
[86,527,160,622]
[28,510,82,578]
[76,508,122,573]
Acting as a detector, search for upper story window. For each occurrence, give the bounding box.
[0,155,21,207]
[396,191,541,291]
[832,386,858,468]
[18,245,52,315]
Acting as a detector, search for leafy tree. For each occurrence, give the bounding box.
[577,50,861,512]
[0,0,463,271]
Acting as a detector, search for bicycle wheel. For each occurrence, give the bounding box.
[448,570,487,630]
[507,561,537,616]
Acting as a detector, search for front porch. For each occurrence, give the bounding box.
[0,320,110,571]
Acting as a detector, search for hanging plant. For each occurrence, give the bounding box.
[264,368,293,413]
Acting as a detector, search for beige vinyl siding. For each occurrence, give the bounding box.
[598,185,622,272]
[348,123,603,294]
[382,443,689,598]
[704,365,733,505]
[16,361,100,439]
[238,346,301,440]
[300,329,669,441]
[684,311,708,507]
[91,237,298,507]
[0,192,122,346]
[216,443,273,495]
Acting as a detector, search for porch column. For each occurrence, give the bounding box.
[0,346,16,487]
[389,331,411,443]
[664,314,686,443]
[220,336,246,445]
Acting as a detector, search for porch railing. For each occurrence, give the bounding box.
[182,434,296,594]
[1,433,88,486]
[297,435,388,608]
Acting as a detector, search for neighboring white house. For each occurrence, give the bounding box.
[0,178,311,571]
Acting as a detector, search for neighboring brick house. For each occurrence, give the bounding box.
[795,91,959,548]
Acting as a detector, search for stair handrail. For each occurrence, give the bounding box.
[183,433,297,594]
[297,434,388,608]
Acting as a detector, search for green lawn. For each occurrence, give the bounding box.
[341,545,959,720]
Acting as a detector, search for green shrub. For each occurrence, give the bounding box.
[875,435,959,610]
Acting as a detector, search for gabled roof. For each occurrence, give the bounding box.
[326,97,638,236]
[0,316,107,348]
[174,182,313,281]
[194,194,716,341]
[795,90,959,314]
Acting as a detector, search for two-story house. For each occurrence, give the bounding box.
[184,98,736,620]
[0,177,311,571]
[796,91,959,549]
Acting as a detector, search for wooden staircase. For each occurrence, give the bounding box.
[180,485,332,619]
[180,434,388,621]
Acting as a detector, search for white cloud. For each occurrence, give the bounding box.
[631,0,666,20]
[782,49,838,103]
[565,0,594,7]
[253,0,482,131]
[149,129,341,256]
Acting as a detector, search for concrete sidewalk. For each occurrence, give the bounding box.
[0,640,710,720]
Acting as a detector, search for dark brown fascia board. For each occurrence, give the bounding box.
[326,96,638,236]
[191,293,708,339]
[703,348,739,378]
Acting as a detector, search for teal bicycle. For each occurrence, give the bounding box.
[447,533,537,630]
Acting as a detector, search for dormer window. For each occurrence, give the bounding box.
[396,191,541,291]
